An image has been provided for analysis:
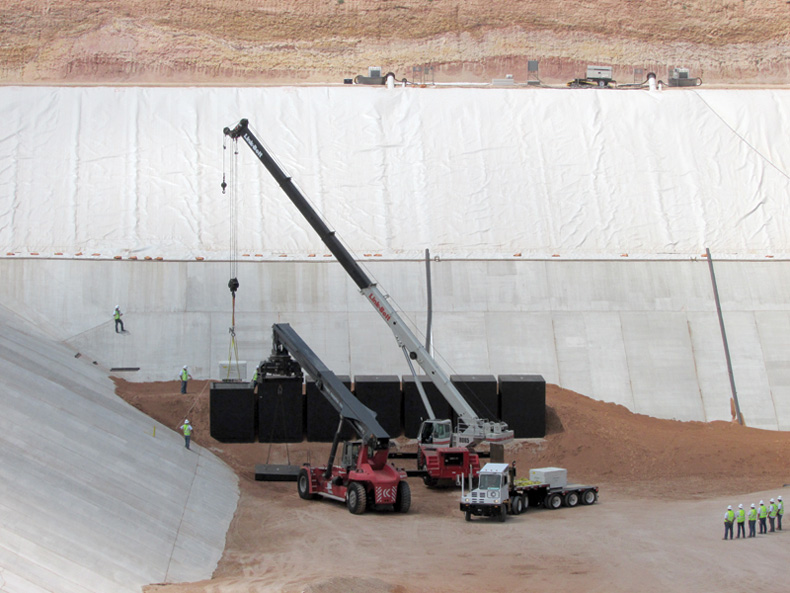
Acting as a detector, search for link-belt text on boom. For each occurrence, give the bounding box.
[244,133,264,158]
[368,293,392,322]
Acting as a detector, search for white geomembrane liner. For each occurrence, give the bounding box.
[1,86,789,260]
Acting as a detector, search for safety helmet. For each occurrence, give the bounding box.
[728,505,732,509]
[770,498,775,502]
[751,503,755,507]
[738,504,743,508]
[183,365,187,369]
[760,500,764,504]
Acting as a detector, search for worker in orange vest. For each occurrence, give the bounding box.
[723,505,735,540]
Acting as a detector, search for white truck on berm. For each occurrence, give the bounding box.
[460,463,599,522]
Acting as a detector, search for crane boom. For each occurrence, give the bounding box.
[224,118,512,446]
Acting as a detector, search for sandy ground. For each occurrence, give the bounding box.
[115,379,790,593]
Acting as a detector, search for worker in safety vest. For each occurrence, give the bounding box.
[252,368,258,383]
[768,498,777,532]
[748,503,757,538]
[723,505,735,540]
[113,305,124,333]
[180,419,192,450]
[735,504,746,538]
[758,500,768,534]
[180,365,191,394]
[778,496,784,531]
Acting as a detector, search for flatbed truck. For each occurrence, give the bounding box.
[460,463,598,522]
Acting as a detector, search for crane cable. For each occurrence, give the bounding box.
[223,134,241,381]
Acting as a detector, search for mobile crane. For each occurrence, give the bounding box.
[259,322,410,514]
[224,118,514,487]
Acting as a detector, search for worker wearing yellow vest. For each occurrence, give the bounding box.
[768,498,778,532]
[758,500,768,534]
[748,503,757,538]
[778,496,784,531]
[180,419,193,450]
[113,305,124,333]
[723,505,735,540]
[180,365,192,394]
[735,504,746,538]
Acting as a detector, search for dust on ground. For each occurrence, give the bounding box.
[115,378,790,593]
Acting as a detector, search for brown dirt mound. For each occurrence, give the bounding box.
[115,377,790,499]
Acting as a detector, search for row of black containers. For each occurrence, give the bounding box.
[210,374,545,443]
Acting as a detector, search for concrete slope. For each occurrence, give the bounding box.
[0,303,239,593]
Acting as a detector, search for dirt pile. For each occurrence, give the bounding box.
[4,0,790,85]
[115,377,790,499]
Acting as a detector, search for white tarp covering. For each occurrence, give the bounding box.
[1,86,789,260]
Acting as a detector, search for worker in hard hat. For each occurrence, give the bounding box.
[778,496,784,531]
[180,365,192,394]
[748,503,757,538]
[768,498,777,532]
[723,505,735,540]
[113,305,124,333]
[180,419,193,450]
[758,500,768,534]
[735,504,746,539]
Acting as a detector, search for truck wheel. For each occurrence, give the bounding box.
[422,475,438,488]
[581,489,597,505]
[346,482,367,515]
[465,510,472,522]
[498,505,507,522]
[297,469,317,500]
[564,492,579,507]
[511,495,525,515]
[393,480,411,513]
[545,493,562,510]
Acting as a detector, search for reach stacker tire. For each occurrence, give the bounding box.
[393,481,412,513]
[346,482,367,515]
[297,469,318,500]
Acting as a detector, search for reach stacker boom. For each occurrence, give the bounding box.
[259,322,410,514]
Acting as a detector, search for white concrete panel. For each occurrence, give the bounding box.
[620,312,705,421]
[687,313,734,423]
[546,260,714,312]
[485,312,559,382]
[722,312,777,430]
[585,313,635,411]
[754,311,790,430]
[553,312,594,397]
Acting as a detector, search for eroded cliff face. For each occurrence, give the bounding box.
[3,0,789,85]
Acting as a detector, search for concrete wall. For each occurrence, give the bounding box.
[2,256,788,430]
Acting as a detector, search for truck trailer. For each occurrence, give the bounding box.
[460,463,599,521]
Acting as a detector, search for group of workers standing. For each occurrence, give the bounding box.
[724,497,784,539]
